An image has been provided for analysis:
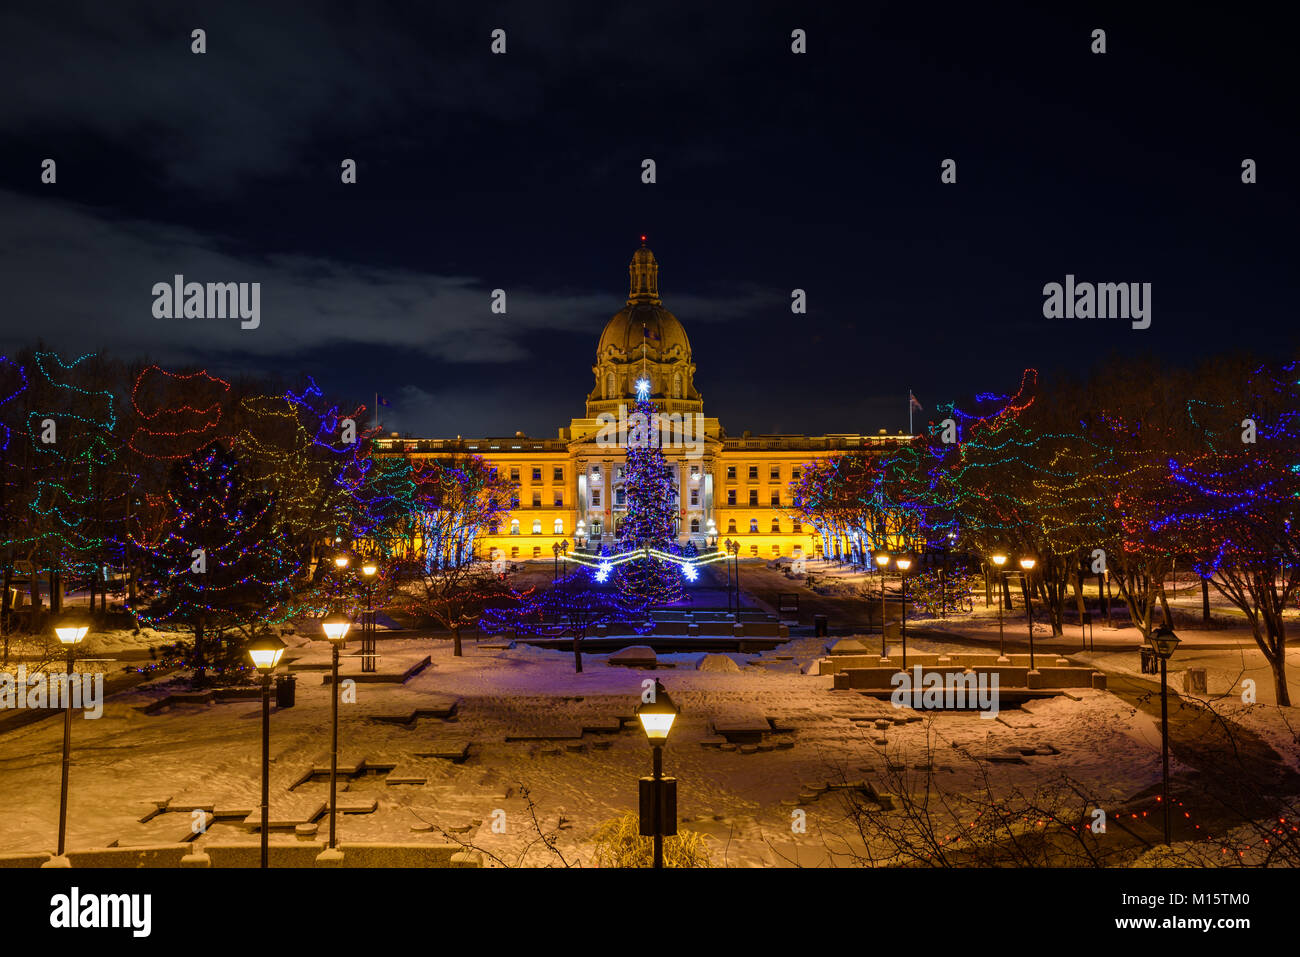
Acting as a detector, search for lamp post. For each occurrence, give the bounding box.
[636,681,679,869]
[875,553,891,656]
[896,557,911,670]
[1019,557,1037,670]
[1151,625,1181,845]
[247,635,287,868]
[733,539,741,620]
[991,554,1008,659]
[360,562,378,674]
[52,611,90,858]
[321,612,351,851]
[724,538,733,615]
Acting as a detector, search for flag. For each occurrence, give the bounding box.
[909,390,923,412]
[642,323,659,341]
[377,395,391,407]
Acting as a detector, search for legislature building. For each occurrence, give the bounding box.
[373,245,910,561]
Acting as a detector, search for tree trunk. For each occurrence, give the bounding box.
[1201,578,1211,624]
[573,629,584,674]
[193,616,207,688]
[1158,582,1172,628]
[452,624,462,657]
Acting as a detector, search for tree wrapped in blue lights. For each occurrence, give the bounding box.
[133,441,302,686]
[479,569,628,672]
[613,397,684,610]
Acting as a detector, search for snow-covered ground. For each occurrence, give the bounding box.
[0,631,1182,866]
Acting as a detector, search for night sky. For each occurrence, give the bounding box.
[1,2,1295,438]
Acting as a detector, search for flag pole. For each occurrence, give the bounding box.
[908,390,912,436]
[374,392,379,433]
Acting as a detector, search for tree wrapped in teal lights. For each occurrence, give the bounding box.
[133,441,302,686]
[613,398,684,610]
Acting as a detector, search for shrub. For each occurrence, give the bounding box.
[589,813,712,868]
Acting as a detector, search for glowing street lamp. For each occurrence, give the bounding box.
[636,681,679,869]
[321,612,351,851]
[333,555,350,571]
[247,635,286,868]
[1151,625,1181,845]
[1019,557,1038,670]
[51,611,91,859]
[360,562,378,673]
[876,553,891,655]
[895,557,912,669]
[991,554,1008,658]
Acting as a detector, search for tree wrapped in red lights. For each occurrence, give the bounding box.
[612,398,683,610]
[132,441,302,686]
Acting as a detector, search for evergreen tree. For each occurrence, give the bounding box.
[133,441,301,685]
[613,397,684,609]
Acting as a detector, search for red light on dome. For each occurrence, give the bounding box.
[640,234,646,243]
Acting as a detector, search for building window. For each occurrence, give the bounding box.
[672,373,683,398]
[792,520,802,533]
[532,467,542,482]
[532,520,542,535]
[553,492,563,507]
[727,490,737,506]
[606,372,616,399]
[770,491,780,507]
[771,520,781,533]
[510,496,520,509]
[591,490,601,506]
[690,464,700,479]
[727,520,737,533]
[553,466,564,482]
[771,545,780,556]
[510,520,520,536]
[511,546,519,558]
[689,489,699,506]
[616,466,625,479]
[510,466,520,482]
[553,519,564,534]
[489,521,500,535]
[770,465,780,480]
[748,490,758,506]
[749,518,759,533]
[591,520,603,537]
[591,464,601,479]
[615,488,626,506]
[690,518,700,533]
[750,545,759,557]
[533,546,541,558]
[726,465,736,480]
[531,492,541,508]
[748,465,758,480]
[792,467,802,481]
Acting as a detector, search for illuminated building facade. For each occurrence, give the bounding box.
[374,245,910,561]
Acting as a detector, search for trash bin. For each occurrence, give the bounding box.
[1139,645,1156,675]
[813,614,828,638]
[275,674,297,708]
[1183,667,1207,694]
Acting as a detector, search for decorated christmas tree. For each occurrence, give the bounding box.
[613,395,684,610]
[133,440,303,686]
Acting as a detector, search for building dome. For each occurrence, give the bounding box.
[586,244,702,418]
[596,302,691,362]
